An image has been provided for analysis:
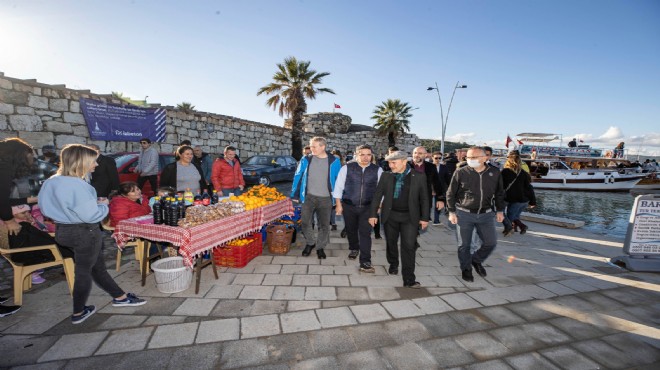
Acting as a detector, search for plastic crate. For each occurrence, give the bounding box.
[280,205,302,222]
[212,232,263,268]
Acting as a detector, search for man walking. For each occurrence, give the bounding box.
[432,152,451,225]
[446,146,505,282]
[135,138,159,192]
[211,146,245,196]
[333,145,383,272]
[89,144,120,198]
[369,151,429,288]
[291,137,341,259]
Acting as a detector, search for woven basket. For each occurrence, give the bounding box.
[266,224,293,255]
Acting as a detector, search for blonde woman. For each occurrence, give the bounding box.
[501,152,536,236]
[39,144,146,324]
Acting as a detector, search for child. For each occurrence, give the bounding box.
[148,186,175,208]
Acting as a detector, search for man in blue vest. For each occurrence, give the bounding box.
[291,137,342,259]
[333,145,383,272]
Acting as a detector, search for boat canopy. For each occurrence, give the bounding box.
[516,133,561,143]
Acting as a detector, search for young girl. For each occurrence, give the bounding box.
[148,186,175,208]
[39,144,146,324]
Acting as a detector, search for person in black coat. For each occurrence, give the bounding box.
[159,145,206,193]
[89,144,120,198]
[409,147,446,218]
[369,151,429,289]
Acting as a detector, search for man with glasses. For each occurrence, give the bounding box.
[446,146,505,282]
[135,138,159,193]
[333,145,383,272]
[432,152,451,225]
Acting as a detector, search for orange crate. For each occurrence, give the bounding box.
[212,233,262,268]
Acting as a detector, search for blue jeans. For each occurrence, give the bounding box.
[433,195,443,223]
[455,210,498,271]
[503,202,528,230]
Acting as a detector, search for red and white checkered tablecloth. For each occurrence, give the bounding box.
[113,199,293,267]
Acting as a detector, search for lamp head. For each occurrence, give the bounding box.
[426,87,435,91]
[458,85,467,88]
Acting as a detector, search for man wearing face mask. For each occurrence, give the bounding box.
[446,146,505,282]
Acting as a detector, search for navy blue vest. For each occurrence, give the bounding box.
[342,162,379,206]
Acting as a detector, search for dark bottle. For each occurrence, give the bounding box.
[202,190,211,206]
[168,198,180,226]
[177,196,186,219]
[211,189,219,205]
[193,190,203,206]
[162,197,171,224]
[152,196,162,224]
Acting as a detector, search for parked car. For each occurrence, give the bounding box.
[241,155,297,186]
[12,159,59,198]
[107,152,176,196]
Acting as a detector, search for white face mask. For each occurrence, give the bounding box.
[467,159,482,168]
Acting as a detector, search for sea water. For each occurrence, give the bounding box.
[529,189,635,239]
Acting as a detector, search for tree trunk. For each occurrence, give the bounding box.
[291,117,303,161]
[388,132,396,148]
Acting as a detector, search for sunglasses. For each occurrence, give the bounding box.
[433,157,441,160]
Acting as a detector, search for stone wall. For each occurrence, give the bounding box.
[0,73,419,158]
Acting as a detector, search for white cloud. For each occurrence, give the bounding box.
[598,126,625,141]
[445,132,475,143]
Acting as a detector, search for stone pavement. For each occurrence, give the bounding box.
[1,218,659,369]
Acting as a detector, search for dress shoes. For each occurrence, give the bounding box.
[348,250,359,260]
[472,262,487,277]
[404,281,421,289]
[331,224,337,231]
[317,249,327,259]
[388,265,398,275]
[374,234,382,239]
[461,269,474,282]
[302,244,315,256]
[340,229,347,238]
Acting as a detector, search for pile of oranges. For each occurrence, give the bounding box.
[227,238,251,247]
[228,185,287,211]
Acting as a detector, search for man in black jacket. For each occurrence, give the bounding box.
[369,151,429,289]
[89,144,120,198]
[446,146,505,283]
[410,147,446,215]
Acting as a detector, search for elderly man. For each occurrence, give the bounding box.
[333,145,383,272]
[291,137,341,259]
[446,146,505,282]
[369,151,429,288]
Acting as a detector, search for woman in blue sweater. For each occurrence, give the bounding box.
[39,144,146,324]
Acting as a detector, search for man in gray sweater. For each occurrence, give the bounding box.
[136,138,159,192]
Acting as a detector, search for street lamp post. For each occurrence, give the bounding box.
[427,81,467,156]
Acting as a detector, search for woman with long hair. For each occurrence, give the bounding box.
[108,181,151,227]
[501,152,536,236]
[39,144,146,324]
[160,145,206,193]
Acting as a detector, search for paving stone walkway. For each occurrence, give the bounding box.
[1,217,659,369]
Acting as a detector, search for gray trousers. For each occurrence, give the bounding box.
[301,194,332,250]
[455,210,497,271]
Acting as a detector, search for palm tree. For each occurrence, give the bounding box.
[257,56,335,160]
[177,102,195,114]
[371,99,414,147]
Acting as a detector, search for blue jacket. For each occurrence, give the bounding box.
[38,175,109,224]
[290,153,341,204]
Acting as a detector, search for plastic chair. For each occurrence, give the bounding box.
[0,224,74,306]
[102,223,147,273]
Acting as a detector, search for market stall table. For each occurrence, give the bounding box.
[113,199,294,293]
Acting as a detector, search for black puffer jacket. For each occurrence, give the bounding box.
[501,168,536,205]
[446,165,505,213]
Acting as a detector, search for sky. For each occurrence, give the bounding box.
[1,0,659,155]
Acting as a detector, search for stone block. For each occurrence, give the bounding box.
[321,275,350,287]
[16,106,34,115]
[55,134,86,147]
[218,338,270,369]
[0,89,28,105]
[381,300,425,318]
[336,287,369,301]
[449,311,498,331]
[0,78,12,89]
[71,125,90,137]
[380,342,439,369]
[539,346,604,370]
[441,293,483,310]
[172,298,218,316]
[9,115,42,131]
[412,296,454,315]
[44,120,73,133]
[573,339,636,369]
[49,98,69,111]
[477,306,526,326]
[253,264,282,274]
[210,299,254,317]
[506,352,562,369]
[63,112,86,125]
[367,287,400,300]
[349,303,391,323]
[239,285,274,300]
[464,359,513,370]
[38,331,108,362]
[241,314,281,338]
[250,300,287,315]
[418,337,477,367]
[305,287,337,300]
[205,285,243,299]
[98,315,148,330]
[70,100,80,112]
[233,273,265,285]
[454,332,512,360]
[263,274,293,286]
[36,110,62,117]
[316,306,358,328]
[280,310,322,333]
[148,322,198,349]
[0,102,13,114]
[337,349,391,370]
[28,95,48,109]
[96,327,154,355]
[195,318,240,343]
[272,286,306,301]
[0,115,6,130]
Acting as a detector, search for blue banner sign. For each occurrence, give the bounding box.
[80,98,166,142]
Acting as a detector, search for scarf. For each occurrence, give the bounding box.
[393,164,411,199]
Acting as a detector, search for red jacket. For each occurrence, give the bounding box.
[212,158,245,190]
[109,195,151,227]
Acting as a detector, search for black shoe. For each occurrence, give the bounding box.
[302,244,315,256]
[348,250,359,260]
[331,224,337,231]
[472,262,487,277]
[404,282,421,289]
[462,269,474,282]
[317,249,326,259]
[340,229,347,238]
[519,224,528,235]
[374,234,382,239]
[388,265,398,275]
[503,227,514,237]
[0,296,8,304]
[359,263,375,273]
[0,305,21,317]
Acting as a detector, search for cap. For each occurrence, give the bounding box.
[12,204,30,215]
[385,151,408,161]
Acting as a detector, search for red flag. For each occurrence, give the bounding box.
[505,135,512,148]
[334,103,341,109]
[517,139,524,145]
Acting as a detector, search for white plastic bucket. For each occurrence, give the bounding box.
[151,256,193,293]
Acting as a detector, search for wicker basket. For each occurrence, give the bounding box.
[266,224,294,255]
